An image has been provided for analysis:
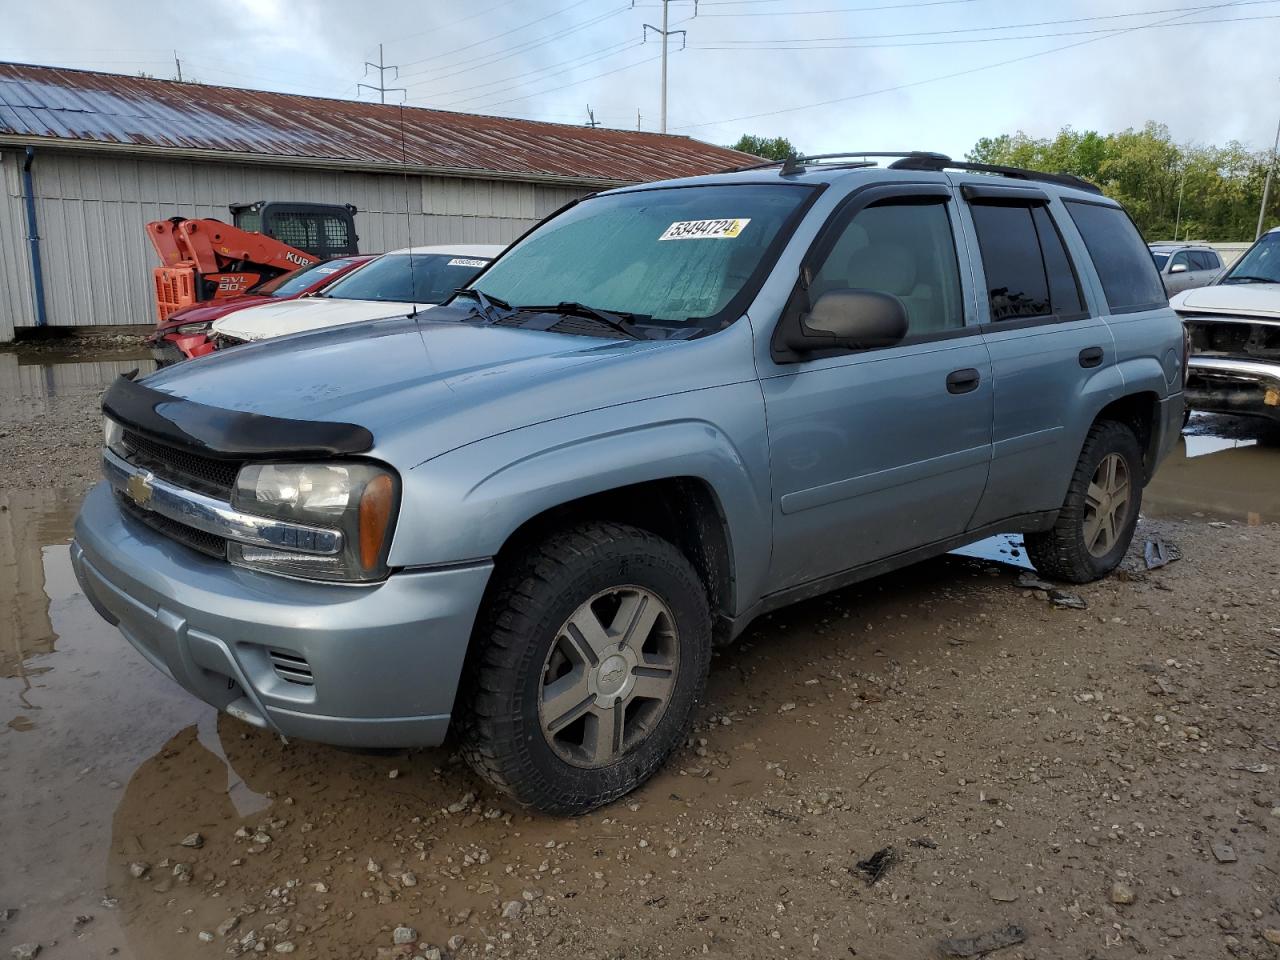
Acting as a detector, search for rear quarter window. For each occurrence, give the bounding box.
[1064,201,1167,313]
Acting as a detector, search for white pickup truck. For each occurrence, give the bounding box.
[1172,227,1280,422]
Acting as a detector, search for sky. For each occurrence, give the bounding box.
[3,0,1278,159]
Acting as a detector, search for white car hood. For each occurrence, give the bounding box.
[211,297,433,342]
[1170,283,1280,320]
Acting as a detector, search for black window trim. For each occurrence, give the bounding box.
[771,181,976,363]
[960,182,1050,205]
[1062,197,1168,315]
[966,195,1092,332]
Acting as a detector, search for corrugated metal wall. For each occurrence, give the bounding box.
[0,148,592,339]
[0,150,34,340]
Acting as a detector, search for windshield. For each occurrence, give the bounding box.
[259,258,361,297]
[1222,232,1280,284]
[323,254,491,303]
[470,183,815,328]
[1151,252,1169,270]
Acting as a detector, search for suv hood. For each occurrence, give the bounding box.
[1171,282,1280,319]
[140,311,711,465]
[211,297,432,341]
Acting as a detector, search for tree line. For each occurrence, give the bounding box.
[731,124,1279,242]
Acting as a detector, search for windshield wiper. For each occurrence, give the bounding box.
[452,287,512,322]
[513,302,650,340]
[1222,274,1277,284]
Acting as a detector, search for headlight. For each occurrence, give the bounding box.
[229,462,399,582]
[175,322,211,334]
[103,416,125,455]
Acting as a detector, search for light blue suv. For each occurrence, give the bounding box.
[73,152,1185,813]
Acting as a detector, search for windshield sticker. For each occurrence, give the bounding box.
[447,257,490,268]
[658,218,751,241]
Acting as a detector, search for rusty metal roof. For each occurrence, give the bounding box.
[0,62,755,185]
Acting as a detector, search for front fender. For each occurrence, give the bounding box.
[388,383,774,618]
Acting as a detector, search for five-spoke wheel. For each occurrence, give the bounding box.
[539,587,679,767]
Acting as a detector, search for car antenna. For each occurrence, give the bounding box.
[398,101,418,319]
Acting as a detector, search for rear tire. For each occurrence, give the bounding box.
[457,521,712,815]
[1025,420,1144,584]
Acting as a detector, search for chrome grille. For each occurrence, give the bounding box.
[117,493,228,559]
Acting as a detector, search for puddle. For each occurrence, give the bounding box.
[1145,414,1280,525]
[0,486,265,955]
[0,350,154,401]
[950,532,1032,570]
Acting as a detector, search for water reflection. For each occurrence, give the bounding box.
[0,350,155,402]
[1146,415,1280,525]
[0,487,263,956]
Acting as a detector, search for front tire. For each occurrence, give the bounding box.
[457,522,712,815]
[1026,420,1144,584]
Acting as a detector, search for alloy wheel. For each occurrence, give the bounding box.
[1083,452,1131,558]
[538,586,679,768]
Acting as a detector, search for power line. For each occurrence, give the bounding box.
[464,51,665,112]
[673,1,1255,131]
[399,4,632,88]
[379,0,528,53]
[398,0,598,72]
[691,0,1280,43]
[689,11,1280,50]
[424,40,643,108]
[696,0,980,15]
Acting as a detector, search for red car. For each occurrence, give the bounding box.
[148,255,376,365]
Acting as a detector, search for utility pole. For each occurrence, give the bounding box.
[1257,83,1280,240]
[1174,168,1186,242]
[585,105,600,129]
[174,51,182,83]
[360,44,406,104]
[644,1,696,134]
[637,108,642,132]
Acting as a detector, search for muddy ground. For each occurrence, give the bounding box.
[1,342,1278,960]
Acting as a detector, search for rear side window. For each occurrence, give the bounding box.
[1065,201,1167,312]
[969,202,1084,322]
[1190,250,1220,270]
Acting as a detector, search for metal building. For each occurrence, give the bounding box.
[0,62,753,342]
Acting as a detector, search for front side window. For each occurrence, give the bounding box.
[1170,251,1191,271]
[471,183,815,329]
[323,254,490,304]
[807,199,964,336]
[1064,201,1167,311]
[970,202,1083,321]
[1221,232,1280,284]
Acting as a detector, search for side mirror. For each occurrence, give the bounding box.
[1169,262,1188,274]
[786,289,909,353]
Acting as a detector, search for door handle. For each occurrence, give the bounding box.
[1079,346,1105,368]
[946,368,981,395]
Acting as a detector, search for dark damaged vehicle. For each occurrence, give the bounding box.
[1172,227,1280,421]
[74,152,1185,814]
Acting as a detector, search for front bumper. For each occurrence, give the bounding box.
[1186,356,1280,421]
[72,482,493,747]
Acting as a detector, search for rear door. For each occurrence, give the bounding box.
[956,182,1119,528]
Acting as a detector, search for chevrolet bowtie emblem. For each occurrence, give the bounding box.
[127,471,155,508]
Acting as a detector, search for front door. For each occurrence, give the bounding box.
[760,184,994,593]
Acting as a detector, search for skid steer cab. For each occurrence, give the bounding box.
[146,202,359,323]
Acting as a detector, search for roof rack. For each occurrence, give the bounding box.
[724,151,1104,196]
